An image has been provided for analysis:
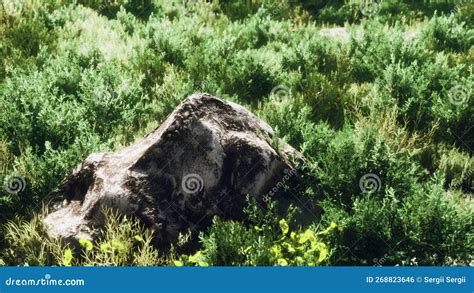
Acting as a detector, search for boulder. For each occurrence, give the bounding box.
[44,93,299,246]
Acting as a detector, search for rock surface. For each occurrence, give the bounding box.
[44,93,298,246]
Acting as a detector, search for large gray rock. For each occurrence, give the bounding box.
[44,93,298,246]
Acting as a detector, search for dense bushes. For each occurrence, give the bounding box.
[0,0,472,266]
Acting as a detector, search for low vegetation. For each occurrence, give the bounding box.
[0,0,472,266]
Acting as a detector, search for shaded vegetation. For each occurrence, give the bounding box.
[0,0,472,266]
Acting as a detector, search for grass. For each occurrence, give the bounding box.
[0,0,472,266]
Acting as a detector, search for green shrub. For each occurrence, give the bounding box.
[422,14,474,52]
[2,213,66,266]
[398,177,473,265]
[79,209,161,266]
[1,208,162,266]
[0,0,472,267]
[175,217,336,266]
[321,177,473,266]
